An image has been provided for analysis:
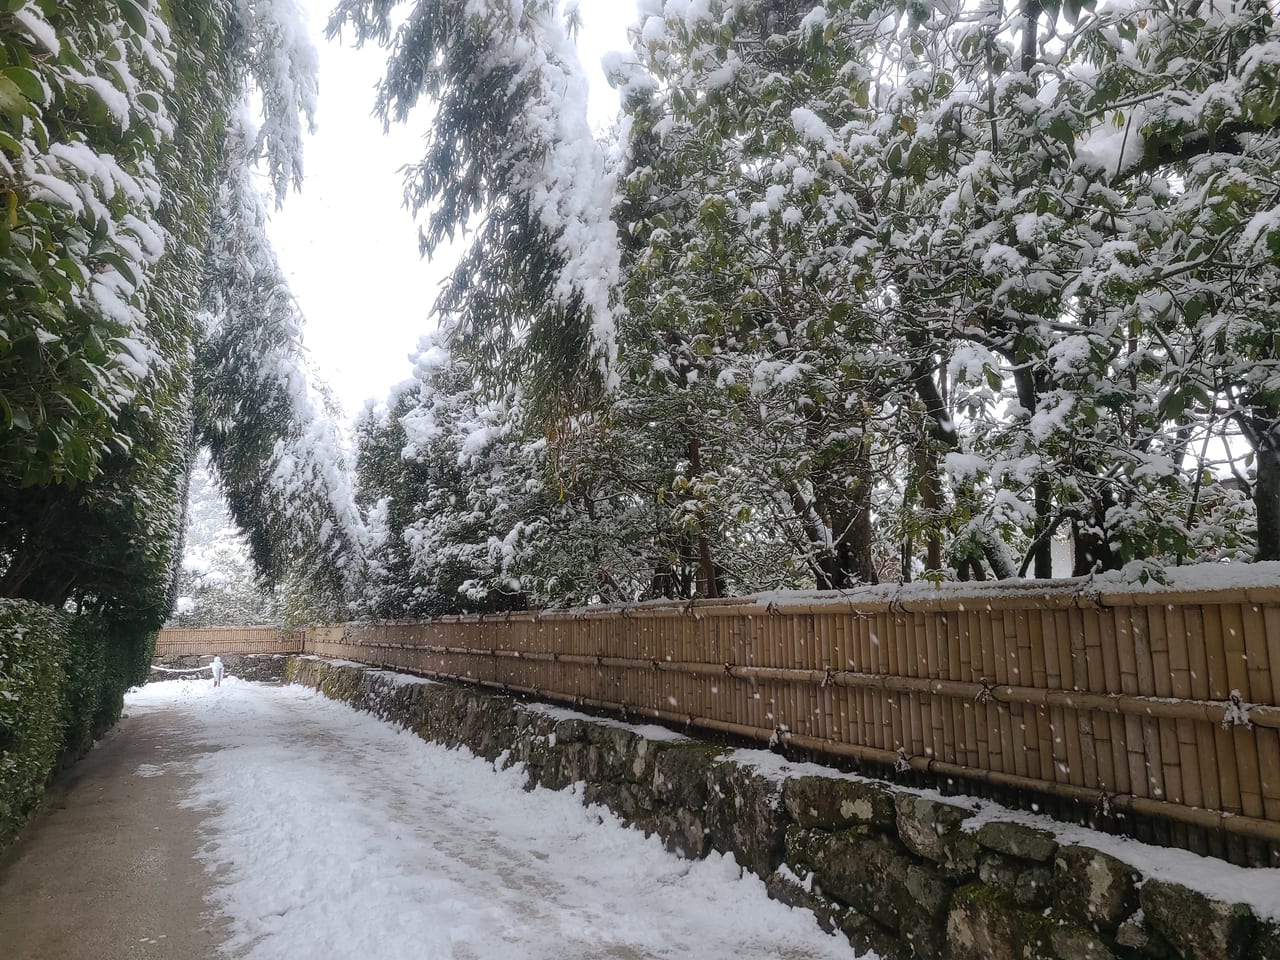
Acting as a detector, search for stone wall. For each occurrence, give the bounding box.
[148,654,291,684]
[285,657,1280,960]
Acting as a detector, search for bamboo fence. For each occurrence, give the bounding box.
[301,583,1280,866]
[154,626,303,657]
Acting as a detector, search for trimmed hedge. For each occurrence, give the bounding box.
[0,600,155,850]
[0,601,67,845]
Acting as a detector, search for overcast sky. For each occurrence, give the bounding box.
[266,1,637,424]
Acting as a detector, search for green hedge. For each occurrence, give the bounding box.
[0,600,155,849]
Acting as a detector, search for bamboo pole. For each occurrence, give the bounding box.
[942,612,958,764]
[1244,602,1272,709]
[363,584,1280,622]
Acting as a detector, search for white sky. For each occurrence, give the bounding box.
[266,0,637,424]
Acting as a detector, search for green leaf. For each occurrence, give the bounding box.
[1158,391,1185,421]
[2,67,43,104]
[0,76,30,118]
[118,0,150,37]
[1183,297,1204,325]
[1047,116,1075,145]
[28,113,47,152]
[1062,0,1097,25]
[886,141,905,175]
[96,252,139,287]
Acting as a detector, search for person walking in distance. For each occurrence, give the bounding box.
[211,655,225,687]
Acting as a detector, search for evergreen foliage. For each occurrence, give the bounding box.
[0,600,135,848]
[0,601,67,847]
[0,0,357,837]
[1,0,357,623]
[168,452,281,628]
[348,0,1280,613]
[328,0,622,415]
[194,114,361,607]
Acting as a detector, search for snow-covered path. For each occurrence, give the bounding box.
[127,679,862,960]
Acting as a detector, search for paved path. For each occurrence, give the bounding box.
[1,677,859,960]
[0,706,224,960]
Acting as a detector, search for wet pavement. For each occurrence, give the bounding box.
[0,707,224,959]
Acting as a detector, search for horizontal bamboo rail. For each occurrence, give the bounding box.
[315,640,1280,730]
[301,582,1280,865]
[155,626,302,657]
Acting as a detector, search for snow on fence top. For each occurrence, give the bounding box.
[314,561,1280,622]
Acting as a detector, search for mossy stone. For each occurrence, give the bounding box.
[1249,921,1280,960]
[1139,879,1256,960]
[783,775,897,831]
[704,760,788,877]
[975,821,1058,863]
[1052,844,1139,933]
[786,827,951,954]
[652,742,723,809]
[895,794,979,879]
[945,885,1054,960]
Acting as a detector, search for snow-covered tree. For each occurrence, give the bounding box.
[347,0,1280,613]
[0,1,174,491]
[352,332,535,613]
[1,0,355,627]
[327,0,621,416]
[169,453,278,627]
[195,113,362,607]
[619,0,1276,579]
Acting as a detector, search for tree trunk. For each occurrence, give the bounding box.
[0,555,78,607]
[912,358,958,447]
[0,550,36,599]
[917,438,943,572]
[821,513,878,587]
[648,564,675,600]
[981,527,1018,579]
[1010,363,1055,578]
[1021,0,1041,74]
[906,347,964,576]
[841,501,879,586]
[815,440,879,587]
[1033,477,1054,577]
[1072,504,1114,575]
[1256,419,1280,561]
[686,435,721,598]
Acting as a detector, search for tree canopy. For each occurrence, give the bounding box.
[344,0,1280,615]
[0,0,360,630]
[5,0,1278,628]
